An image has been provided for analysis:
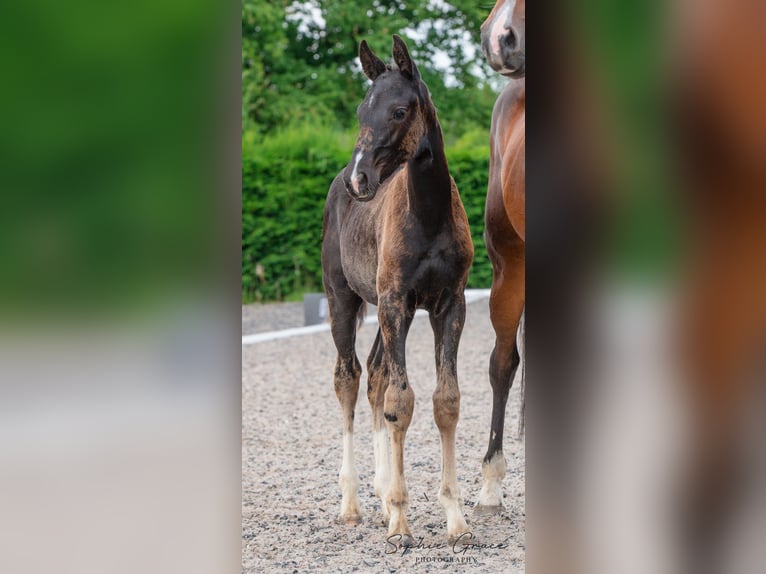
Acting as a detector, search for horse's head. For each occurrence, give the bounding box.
[481,0,525,78]
[343,35,431,202]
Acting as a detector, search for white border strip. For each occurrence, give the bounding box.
[242,289,491,346]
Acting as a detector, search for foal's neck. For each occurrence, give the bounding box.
[406,111,452,233]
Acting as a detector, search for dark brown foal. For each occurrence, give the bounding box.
[322,36,473,544]
[476,0,526,511]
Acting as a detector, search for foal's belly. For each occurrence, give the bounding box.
[342,257,378,305]
[339,226,379,305]
[339,231,467,308]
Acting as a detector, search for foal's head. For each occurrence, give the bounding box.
[343,35,434,202]
[481,0,525,78]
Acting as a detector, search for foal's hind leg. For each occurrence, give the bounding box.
[430,294,470,542]
[477,239,524,512]
[327,289,364,524]
[367,328,391,523]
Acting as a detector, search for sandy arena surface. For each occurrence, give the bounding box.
[242,296,525,573]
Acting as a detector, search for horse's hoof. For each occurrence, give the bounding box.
[386,532,415,549]
[473,504,504,516]
[377,500,390,523]
[337,513,363,525]
[448,530,474,546]
[396,533,415,549]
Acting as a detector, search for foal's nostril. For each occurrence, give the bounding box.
[357,173,368,189]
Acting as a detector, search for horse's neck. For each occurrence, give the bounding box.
[406,119,452,232]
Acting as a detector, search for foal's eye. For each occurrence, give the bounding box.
[392,108,407,121]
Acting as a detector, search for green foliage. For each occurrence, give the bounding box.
[0,0,222,317]
[242,122,350,302]
[447,129,493,288]
[242,123,491,303]
[578,0,679,278]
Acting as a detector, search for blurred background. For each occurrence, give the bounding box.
[527,1,766,573]
[0,0,240,573]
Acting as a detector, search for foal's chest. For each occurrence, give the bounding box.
[338,188,472,305]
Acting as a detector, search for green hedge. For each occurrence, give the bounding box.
[242,123,492,303]
[447,129,493,289]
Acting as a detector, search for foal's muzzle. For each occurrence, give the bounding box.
[343,168,378,202]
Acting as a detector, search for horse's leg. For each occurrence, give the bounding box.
[430,293,470,542]
[680,250,763,573]
[327,288,365,524]
[379,296,415,543]
[477,238,525,511]
[367,328,391,523]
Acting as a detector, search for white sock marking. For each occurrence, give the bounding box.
[478,450,507,507]
[339,431,360,516]
[340,431,356,483]
[373,427,390,497]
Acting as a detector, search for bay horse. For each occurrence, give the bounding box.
[675,2,766,571]
[321,35,474,544]
[475,0,526,512]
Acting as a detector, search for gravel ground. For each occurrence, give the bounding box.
[242,301,305,335]
[242,296,525,573]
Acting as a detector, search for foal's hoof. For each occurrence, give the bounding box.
[448,530,474,546]
[387,533,415,549]
[337,513,363,525]
[473,504,505,516]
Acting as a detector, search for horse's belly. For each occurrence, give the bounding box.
[500,116,525,240]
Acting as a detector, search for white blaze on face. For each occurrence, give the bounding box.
[350,151,363,193]
[490,0,516,56]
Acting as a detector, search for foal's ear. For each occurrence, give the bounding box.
[359,40,386,81]
[392,34,419,80]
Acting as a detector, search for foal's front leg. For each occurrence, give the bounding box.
[379,297,415,543]
[328,292,364,524]
[430,295,470,542]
